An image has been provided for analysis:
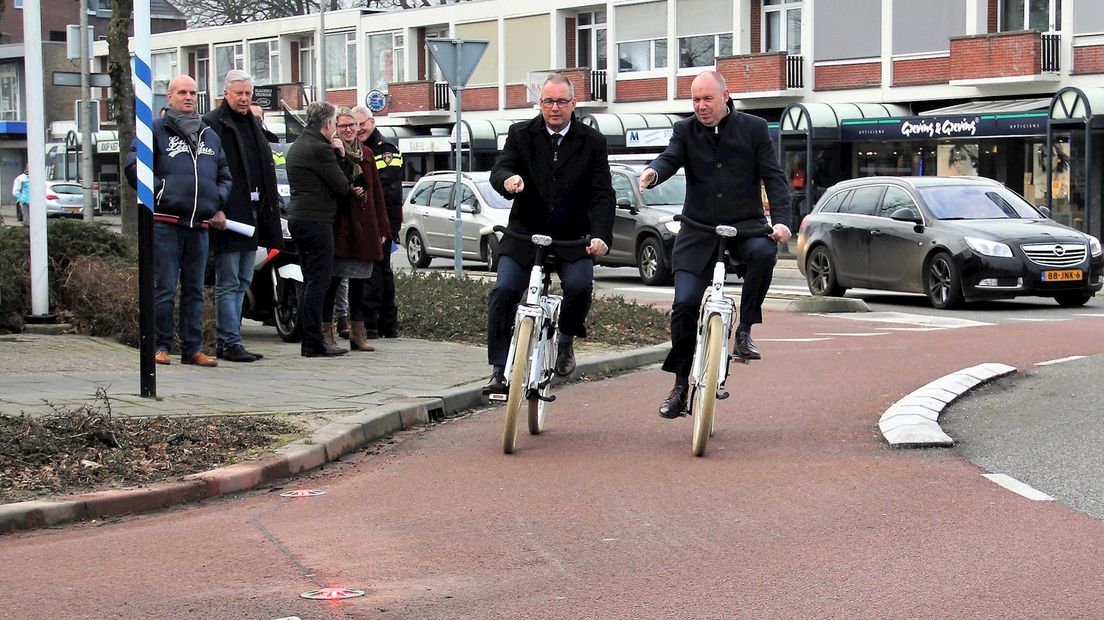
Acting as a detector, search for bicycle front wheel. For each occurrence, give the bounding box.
[692,314,724,457]
[503,317,535,454]
[527,343,553,436]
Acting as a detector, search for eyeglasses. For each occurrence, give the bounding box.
[336,123,357,130]
[540,98,573,108]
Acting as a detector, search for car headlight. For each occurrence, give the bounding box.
[1088,235,1103,257]
[663,220,681,234]
[964,236,1013,258]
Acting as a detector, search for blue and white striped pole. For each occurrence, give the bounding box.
[134,0,156,397]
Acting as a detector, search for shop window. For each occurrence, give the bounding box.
[938,144,980,177]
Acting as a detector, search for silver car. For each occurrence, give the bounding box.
[44,181,86,218]
[400,171,512,270]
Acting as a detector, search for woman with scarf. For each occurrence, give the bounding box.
[321,107,391,351]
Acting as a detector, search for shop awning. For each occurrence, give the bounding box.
[778,103,910,141]
[578,113,689,148]
[453,119,518,150]
[921,98,1050,116]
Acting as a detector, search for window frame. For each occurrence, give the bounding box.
[366,31,406,93]
[617,37,668,74]
[762,0,802,55]
[324,31,358,90]
[249,39,280,86]
[0,63,21,121]
[576,9,608,71]
[214,43,245,85]
[151,50,178,96]
[677,33,733,70]
[999,0,1061,32]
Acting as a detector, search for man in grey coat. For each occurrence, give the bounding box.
[640,70,792,418]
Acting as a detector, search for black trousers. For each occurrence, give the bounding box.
[662,236,777,378]
[288,219,334,348]
[363,239,397,332]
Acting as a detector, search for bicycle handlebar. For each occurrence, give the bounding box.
[492,225,592,248]
[674,214,771,238]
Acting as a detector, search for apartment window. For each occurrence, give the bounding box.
[1001,0,1061,32]
[299,37,314,87]
[325,32,357,89]
[0,64,20,121]
[616,0,668,73]
[763,0,802,54]
[214,43,244,83]
[250,39,279,86]
[577,10,607,71]
[195,47,210,95]
[151,51,177,95]
[367,32,406,92]
[678,34,732,68]
[619,39,667,72]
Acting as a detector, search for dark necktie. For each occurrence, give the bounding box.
[552,133,562,162]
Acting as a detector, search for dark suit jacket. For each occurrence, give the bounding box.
[490,113,615,266]
[648,102,791,276]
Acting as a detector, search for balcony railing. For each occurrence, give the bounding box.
[590,70,608,102]
[786,55,804,89]
[1042,32,1060,72]
[433,82,450,110]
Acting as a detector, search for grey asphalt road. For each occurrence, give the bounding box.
[941,352,1104,520]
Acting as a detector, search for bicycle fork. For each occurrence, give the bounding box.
[689,262,738,404]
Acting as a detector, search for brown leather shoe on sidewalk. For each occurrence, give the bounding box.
[182,352,218,367]
[155,350,171,365]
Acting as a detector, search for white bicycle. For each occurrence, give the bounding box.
[488,226,590,454]
[676,214,769,457]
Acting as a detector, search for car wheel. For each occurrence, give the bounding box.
[483,235,500,272]
[405,229,431,269]
[637,236,671,286]
[805,246,846,297]
[925,252,963,309]
[1054,292,1091,307]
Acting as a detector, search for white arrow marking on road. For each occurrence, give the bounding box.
[1035,355,1086,366]
[982,473,1054,501]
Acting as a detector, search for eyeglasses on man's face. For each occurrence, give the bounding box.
[336,123,358,130]
[540,98,573,108]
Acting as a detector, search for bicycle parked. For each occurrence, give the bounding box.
[675,214,767,457]
[485,225,590,454]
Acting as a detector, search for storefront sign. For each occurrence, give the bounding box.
[841,113,1048,141]
[625,128,673,147]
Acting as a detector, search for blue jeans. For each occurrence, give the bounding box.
[153,221,209,358]
[662,235,777,377]
[213,250,256,349]
[486,254,593,366]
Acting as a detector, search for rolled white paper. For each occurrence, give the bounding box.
[225,219,256,238]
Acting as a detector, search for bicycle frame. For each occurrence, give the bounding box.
[501,257,562,401]
[686,222,741,409]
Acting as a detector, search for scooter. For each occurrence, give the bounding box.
[242,217,303,342]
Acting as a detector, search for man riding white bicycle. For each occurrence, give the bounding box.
[484,73,615,394]
[639,70,793,418]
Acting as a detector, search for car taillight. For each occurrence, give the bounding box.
[45,193,59,201]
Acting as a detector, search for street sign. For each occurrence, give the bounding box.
[53,71,112,88]
[426,38,488,88]
[365,89,387,112]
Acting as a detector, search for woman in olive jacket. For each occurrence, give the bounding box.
[323,108,390,351]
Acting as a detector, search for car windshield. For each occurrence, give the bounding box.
[641,173,686,206]
[476,181,513,209]
[918,184,1044,220]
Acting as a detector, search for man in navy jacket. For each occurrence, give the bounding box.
[126,74,232,367]
[640,70,792,418]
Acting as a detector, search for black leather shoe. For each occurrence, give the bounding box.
[555,342,576,376]
[734,331,761,360]
[302,342,348,357]
[242,348,264,360]
[659,386,689,419]
[215,346,224,359]
[482,373,507,395]
[380,327,399,338]
[223,344,257,363]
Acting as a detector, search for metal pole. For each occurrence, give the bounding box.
[23,0,49,317]
[317,1,326,104]
[135,0,156,398]
[80,0,95,222]
[452,40,464,279]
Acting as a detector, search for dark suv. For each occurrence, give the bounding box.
[600,163,685,285]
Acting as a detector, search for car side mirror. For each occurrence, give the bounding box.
[890,208,922,224]
[616,196,634,209]
[461,201,479,214]
[1038,205,1051,218]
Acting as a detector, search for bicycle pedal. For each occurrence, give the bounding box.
[536,394,556,403]
[486,392,507,402]
[730,354,752,364]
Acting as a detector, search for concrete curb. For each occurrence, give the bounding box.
[763,293,869,313]
[879,363,1017,447]
[0,346,667,534]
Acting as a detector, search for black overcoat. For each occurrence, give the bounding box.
[203,102,283,253]
[647,101,791,276]
[490,113,615,267]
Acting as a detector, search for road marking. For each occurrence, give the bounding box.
[1073,313,1104,318]
[814,332,889,337]
[1035,355,1086,366]
[758,337,834,342]
[616,286,674,295]
[1009,317,1069,322]
[819,311,993,329]
[874,327,946,332]
[982,473,1054,501]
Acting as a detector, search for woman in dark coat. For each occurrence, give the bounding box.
[322,108,390,351]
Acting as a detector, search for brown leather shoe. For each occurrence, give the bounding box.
[182,351,218,367]
[155,350,170,365]
[349,321,375,351]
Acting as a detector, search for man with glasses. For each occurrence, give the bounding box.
[483,73,615,394]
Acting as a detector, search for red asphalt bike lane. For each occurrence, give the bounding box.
[1,312,1102,619]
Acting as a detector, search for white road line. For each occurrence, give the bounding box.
[616,286,674,295]
[814,332,890,337]
[1035,355,1086,366]
[875,327,946,332]
[1009,317,1069,322]
[982,473,1054,501]
[817,311,993,329]
[1073,313,1104,318]
[758,337,834,342]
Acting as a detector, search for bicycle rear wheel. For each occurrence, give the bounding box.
[692,314,724,457]
[503,317,535,454]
